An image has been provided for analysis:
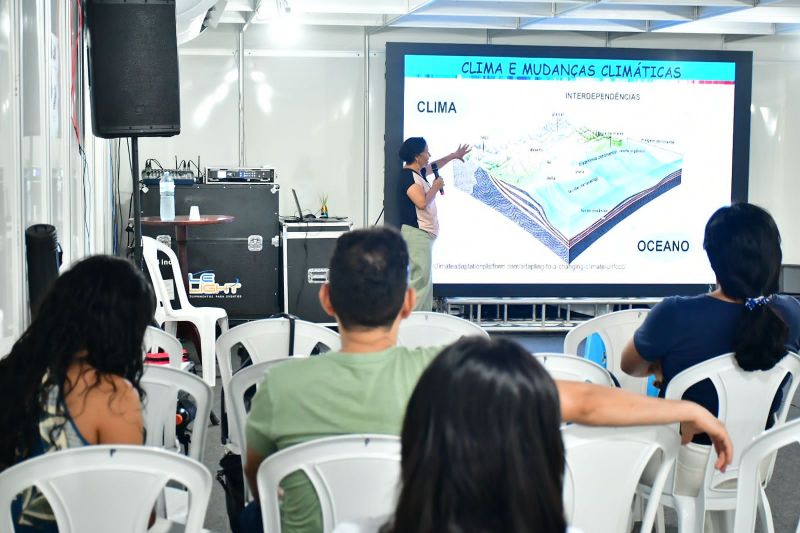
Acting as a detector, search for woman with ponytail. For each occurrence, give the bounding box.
[0,255,155,532]
[622,202,800,495]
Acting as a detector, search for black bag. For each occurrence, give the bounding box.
[217,452,245,533]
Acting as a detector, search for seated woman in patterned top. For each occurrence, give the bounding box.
[0,255,155,532]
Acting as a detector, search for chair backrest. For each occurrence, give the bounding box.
[563,309,650,394]
[257,434,401,533]
[142,325,183,369]
[142,235,190,313]
[215,317,341,389]
[0,445,211,533]
[228,359,293,476]
[397,311,489,349]
[562,424,679,533]
[534,352,617,387]
[665,352,800,502]
[141,365,212,461]
[733,418,800,533]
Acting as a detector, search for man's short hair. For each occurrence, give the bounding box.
[329,226,409,330]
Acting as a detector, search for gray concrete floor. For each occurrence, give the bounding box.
[192,332,800,532]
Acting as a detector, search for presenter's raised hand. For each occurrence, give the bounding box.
[453,144,471,161]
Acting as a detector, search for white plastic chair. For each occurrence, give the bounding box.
[733,418,800,533]
[141,365,212,462]
[534,352,617,387]
[562,424,680,533]
[229,358,294,500]
[0,445,212,533]
[641,352,800,533]
[215,317,341,391]
[143,325,185,369]
[397,311,489,348]
[257,434,401,533]
[216,319,340,453]
[142,235,229,387]
[563,308,650,394]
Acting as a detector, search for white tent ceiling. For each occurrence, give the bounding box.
[212,0,800,36]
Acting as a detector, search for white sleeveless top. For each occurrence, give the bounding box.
[411,170,439,237]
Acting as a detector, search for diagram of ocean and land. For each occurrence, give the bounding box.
[453,116,683,263]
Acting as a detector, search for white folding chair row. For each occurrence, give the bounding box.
[639,352,800,533]
[141,365,212,462]
[257,434,401,533]
[563,424,680,533]
[215,318,341,389]
[0,445,213,533]
[141,364,212,526]
[396,311,489,349]
[143,325,188,370]
[246,424,678,533]
[534,352,617,387]
[142,236,229,387]
[734,417,800,533]
[563,308,650,395]
[216,318,340,454]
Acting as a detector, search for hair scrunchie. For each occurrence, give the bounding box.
[745,295,773,311]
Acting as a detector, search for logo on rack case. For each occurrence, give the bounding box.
[189,271,242,296]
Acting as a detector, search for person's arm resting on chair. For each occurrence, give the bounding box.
[556,380,732,472]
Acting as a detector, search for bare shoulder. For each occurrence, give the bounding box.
[91,373,144,445]
[80,371,142,414]
[64,366,144,445]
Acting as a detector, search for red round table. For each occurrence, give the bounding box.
[140,215,235,291]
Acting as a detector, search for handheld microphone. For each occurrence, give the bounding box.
[431,162,443,195]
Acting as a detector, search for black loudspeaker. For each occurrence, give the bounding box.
[85,0,180,138]
[25,224,61,317]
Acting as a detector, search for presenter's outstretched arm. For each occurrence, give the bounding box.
[422,144,471,176]
[556,379,733,472]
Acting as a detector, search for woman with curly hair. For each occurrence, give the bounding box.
[0,255,156,532]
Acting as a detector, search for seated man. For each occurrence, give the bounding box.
[241,226,732,533]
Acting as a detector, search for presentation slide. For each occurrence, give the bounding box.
[386,45,752,296]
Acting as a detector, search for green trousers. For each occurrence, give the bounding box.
[401,224,435,311]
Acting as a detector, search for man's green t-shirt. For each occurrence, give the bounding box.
[245,345,441,533]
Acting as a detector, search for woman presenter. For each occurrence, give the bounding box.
[396,137,470,311]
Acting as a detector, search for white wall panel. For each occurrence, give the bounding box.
[0,0,84,338]
[367,52,385,226]
[137,54,240,180]
[242,54,365,223]
[0,0,22,341]
[747,60,800,263]
[244,23,365,50]
[48,0,68,259]
[20,0,47,230]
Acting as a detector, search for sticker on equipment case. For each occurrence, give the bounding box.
[307,268,329,284]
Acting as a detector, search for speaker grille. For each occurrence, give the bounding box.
[87,0,180,138]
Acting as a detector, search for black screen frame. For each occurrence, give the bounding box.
[384,41,752,298]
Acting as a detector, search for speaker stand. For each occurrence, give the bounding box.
[131,137,143,269]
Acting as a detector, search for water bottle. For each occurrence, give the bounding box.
[159,171,175,221]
